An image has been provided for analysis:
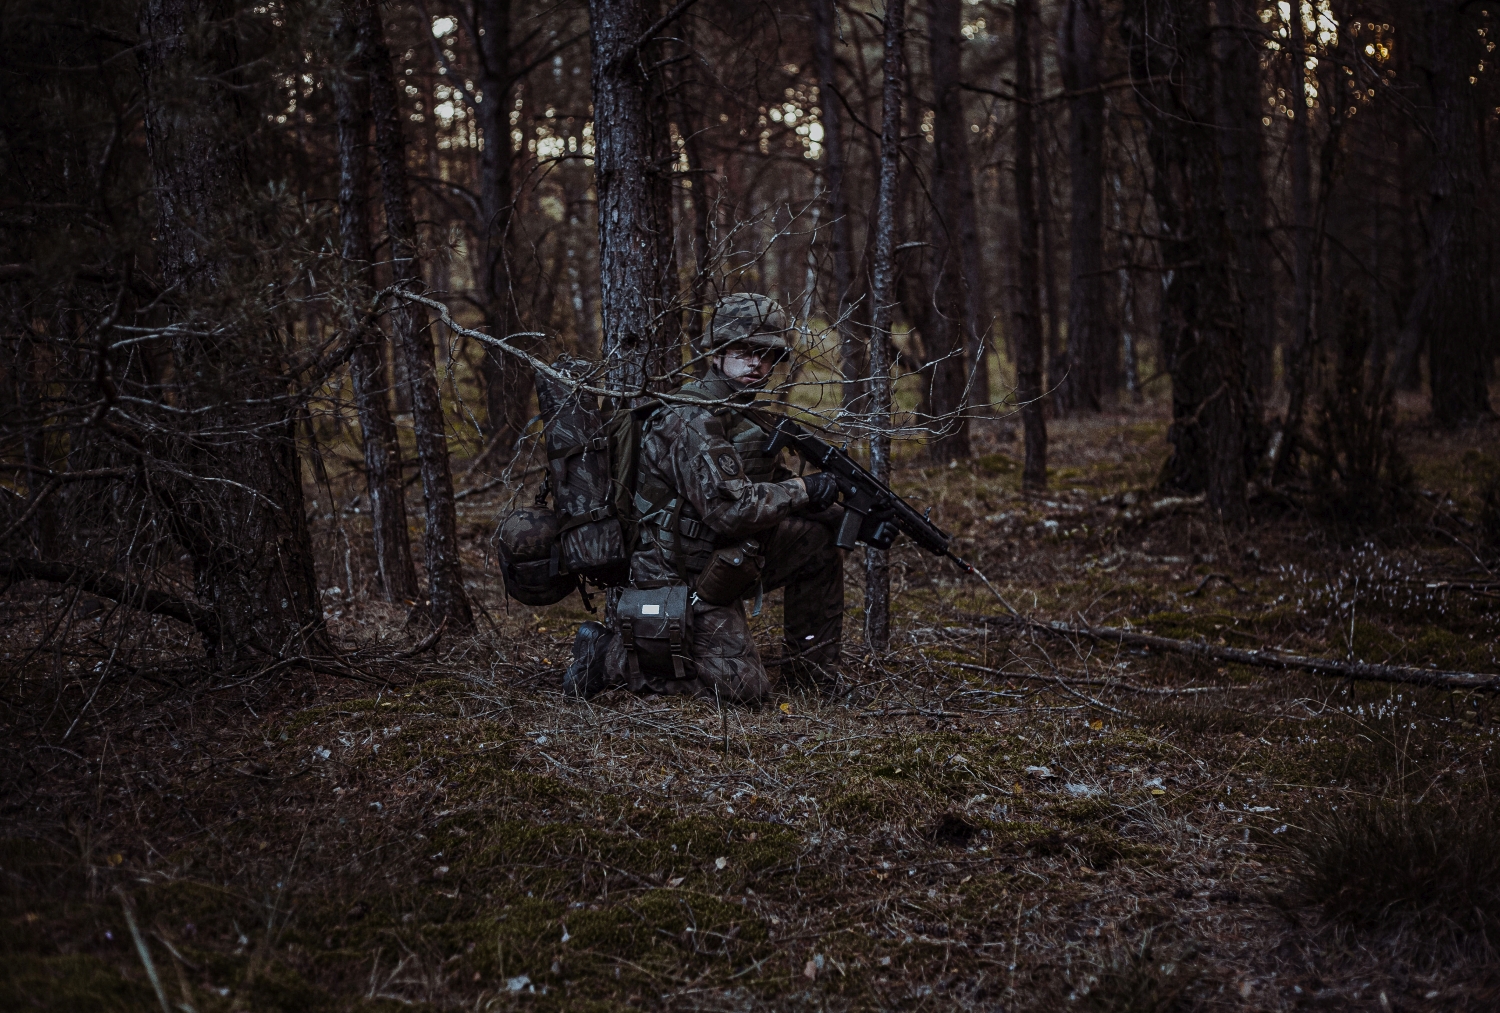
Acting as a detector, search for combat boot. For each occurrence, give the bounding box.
[780,657,840,697]
[562,621,610,699]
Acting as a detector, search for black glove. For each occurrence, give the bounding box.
[802,472,840,511]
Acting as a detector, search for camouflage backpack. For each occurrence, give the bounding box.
[497,355,662,606]
[532,355,634,586]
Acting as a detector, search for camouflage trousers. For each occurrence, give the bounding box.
[602,515,844,702]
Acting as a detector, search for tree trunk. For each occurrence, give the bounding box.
[1033,25,1063,413]
[1212,0,1273,401]
[361,0,474,629]
[588,0,682,395]
[474,0,534,463]
[1057,0,1107,412]
[813,0,865,413]
[1423,0,1493,427]
[333,4,418,604]
[865,0,905,654]
[1013,0,1048,491]
[16,340,56,555]
[1126,0,1248,523]
[1274,2,1317,483]
[925,0,975,460]
[138,0,323,660]
[671,24,714,351]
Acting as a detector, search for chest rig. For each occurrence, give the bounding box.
[632,373,775,574]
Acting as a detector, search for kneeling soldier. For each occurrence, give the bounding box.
[564,294,843,702]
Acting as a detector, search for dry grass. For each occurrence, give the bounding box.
[1288,792,1500,963]
[3,406,1499,1011]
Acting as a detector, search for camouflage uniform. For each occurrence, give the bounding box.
[600,299,845,702]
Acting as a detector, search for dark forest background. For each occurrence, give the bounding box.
[3,0,1496,652]
[4,4,1500,1011]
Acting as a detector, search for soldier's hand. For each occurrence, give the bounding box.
[802,472,840,511]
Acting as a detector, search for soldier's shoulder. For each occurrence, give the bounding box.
[658,397,730,431]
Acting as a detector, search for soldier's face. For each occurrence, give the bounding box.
[716,345,781,387]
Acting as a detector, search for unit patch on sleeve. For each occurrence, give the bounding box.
[716,451,741,477]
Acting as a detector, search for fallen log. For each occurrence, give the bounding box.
[967,614,1500,693]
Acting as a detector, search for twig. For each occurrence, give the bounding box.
[0,479,61,544]
[115,887,172,1013]
[390,617,449,659]
[453,475,506,501]
[1185,573,1244,596]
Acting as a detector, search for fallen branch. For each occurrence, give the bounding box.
[1185,572,1244,597]
[0,557,217,638]
[390,617,449,659]
[944,661,1252,696]
[966,614,1500,693]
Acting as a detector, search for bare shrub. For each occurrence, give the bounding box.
[1306,291,1412,531]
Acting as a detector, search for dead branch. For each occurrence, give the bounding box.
[0,557,217,638]
[390,617,449,659]
[967,614,1500,693]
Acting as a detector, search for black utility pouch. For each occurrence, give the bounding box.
[616,585,694,680]
[693,539,764,607]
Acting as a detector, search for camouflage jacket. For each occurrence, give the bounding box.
[630,370,806,584]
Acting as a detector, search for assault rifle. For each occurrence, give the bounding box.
[745,407,975,573]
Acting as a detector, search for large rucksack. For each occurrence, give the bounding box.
[497,355,655,606]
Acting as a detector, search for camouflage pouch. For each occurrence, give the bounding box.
[692,538,763,607]
[616,585,694,681]
[496,506,577,606]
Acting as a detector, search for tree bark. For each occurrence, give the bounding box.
[333,3,418,604]
[1013,0,1048,491]
[1423,0,1493,427]
[670,23,714,351]
[864,0,905,654]
[925,0,975,460]
[474,0,534,462]
[1212,0,1273,400]
[1032,24,1063,413]
[16,339,56,556]
[588,0,682,395]
[1274,1,1317,484]
[1057,0,1108,412]
[360,0,474,629]
[813,0,865,413]
[137,0,324,661]
[1126,0,1248,523]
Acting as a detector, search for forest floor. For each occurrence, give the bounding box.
[3,396,1500,1012]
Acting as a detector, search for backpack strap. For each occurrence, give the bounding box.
[632,490,709,542]
[556,503,615,534]
[547,434,610,461]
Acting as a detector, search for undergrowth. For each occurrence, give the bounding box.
[1289,791,1500,964]
[4,409,1499,1010]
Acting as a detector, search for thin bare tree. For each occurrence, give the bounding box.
[361,0,474,628]
[1013,0,1048,492]
[333,2,419,604]
[865,0,905,653]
